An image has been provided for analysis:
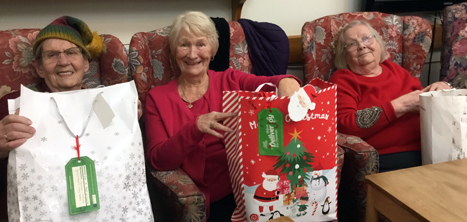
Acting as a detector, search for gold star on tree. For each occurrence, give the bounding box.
[289,128,303,142]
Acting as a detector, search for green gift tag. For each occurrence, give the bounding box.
[65,156,100,215]
[258,108,284,156]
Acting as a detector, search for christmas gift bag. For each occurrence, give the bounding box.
[223,78,338,222]
[7,81,154,221]
[420,89,467,165]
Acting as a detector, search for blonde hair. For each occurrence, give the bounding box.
[169,11,219,57]
[334,20,387,70]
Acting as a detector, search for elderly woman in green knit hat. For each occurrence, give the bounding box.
[0,16,106,160]
[0,15,142,219]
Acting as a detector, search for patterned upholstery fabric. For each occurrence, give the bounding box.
[302,12,431,222]
[441,2,467,88]
[337,133,379,222]
[0,28,129,99]
[129,21,251,222]
[302,12,432,83]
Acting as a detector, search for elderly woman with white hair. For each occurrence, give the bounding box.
[144,11,301,221]
[329,20,450,172]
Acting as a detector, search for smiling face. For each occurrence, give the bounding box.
[33,39,89,92]
[344,24,382,75]
[175,28,212,78]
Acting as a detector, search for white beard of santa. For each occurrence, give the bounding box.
[263,177,278,191]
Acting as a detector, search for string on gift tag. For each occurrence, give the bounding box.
[266,98,276,113]
[255,83,278,112]
[50,92,103,160]
[75,135,81,160]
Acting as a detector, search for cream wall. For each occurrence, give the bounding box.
[241,0,361,36]
[0,0,232,45]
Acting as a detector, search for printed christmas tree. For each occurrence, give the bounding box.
[273,128,314,189]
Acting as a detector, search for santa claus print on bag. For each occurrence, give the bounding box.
[223,79,338,222]
[253,170,281,216]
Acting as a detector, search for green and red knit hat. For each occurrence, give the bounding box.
[33,16,103,59]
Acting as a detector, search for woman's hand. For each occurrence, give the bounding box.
[390,90,423,118]
[197,111,238,138]
[423,81,451,92]
[137,100,143,120]
[278,78,301,97]
[0,109,36,159]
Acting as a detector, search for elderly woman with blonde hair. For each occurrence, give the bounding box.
[144,11,301,221]
[329,20,450,172]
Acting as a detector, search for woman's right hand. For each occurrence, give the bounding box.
[390,90,423,118]
[0,109,36,159]
[197,111,238,138]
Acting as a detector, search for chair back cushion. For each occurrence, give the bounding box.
[302,12,432,83]
[0,29,41,98]
[441,3,467,88]
[0,29,128,99]
[129,21,252,106]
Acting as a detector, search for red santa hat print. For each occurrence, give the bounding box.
[262,169,279,179]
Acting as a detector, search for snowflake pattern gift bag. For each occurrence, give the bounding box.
[223,78,338,222]
[7,81,154,221]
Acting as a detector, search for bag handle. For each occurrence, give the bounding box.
[50,92,103,138]
[254,83,278,100]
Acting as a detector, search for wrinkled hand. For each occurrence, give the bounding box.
[137,100,142,120]
[390,90,423,118]
[0,109,36,159]
[423,81,451,92]
[197,111,238,138]
[278,78,301,97]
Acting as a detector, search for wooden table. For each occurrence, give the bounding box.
[366,158,467,222]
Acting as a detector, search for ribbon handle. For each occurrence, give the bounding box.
[254,83,278,100]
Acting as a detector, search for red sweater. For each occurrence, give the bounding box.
[329,60,423,155]
[145,68,300,218]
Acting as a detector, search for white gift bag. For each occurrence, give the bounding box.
[7,81,154,221]
[420,89,467,165]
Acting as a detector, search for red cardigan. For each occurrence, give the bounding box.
[329,60,423,155]
[144,68,300,218]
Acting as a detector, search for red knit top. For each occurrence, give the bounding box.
[329,60,423,155]
[144,68,300,218]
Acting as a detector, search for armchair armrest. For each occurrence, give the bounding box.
[336,132,379,222]
[146,167,206,222]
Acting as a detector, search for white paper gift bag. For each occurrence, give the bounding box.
[420,89,467,165]
[7,81,154,221]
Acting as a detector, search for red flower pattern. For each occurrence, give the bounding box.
[8,31,38,74]
[441,3,467,87]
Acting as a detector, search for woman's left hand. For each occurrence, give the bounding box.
[278,77,301,97]
[423,81,451,92]
[197,111,238,138]
[137,100,143,120]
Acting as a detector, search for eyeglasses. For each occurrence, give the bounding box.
[41,47,82,63]
[345,35,375,52]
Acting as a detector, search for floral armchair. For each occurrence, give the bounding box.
[302,12,432,222]
[0,28,129,221]
[129,21,345,222]
[441,2,467,88]
[129,21,251,222]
